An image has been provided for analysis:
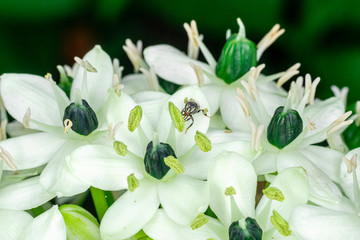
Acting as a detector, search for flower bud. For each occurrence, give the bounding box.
[267,106,303,149]
[59,204,100,240]
[63,99,98,136]
[215,34,257,84]
[143,141,177,180]
[228,217,262,240]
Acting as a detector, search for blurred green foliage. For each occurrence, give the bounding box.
[0,0,359,103]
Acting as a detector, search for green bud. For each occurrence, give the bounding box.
[195,131,212,152]
[128,105,143,132]
[59,204,100,240]
[267,106,303,149]
[169,101,185,132]
[63,99,98,136]
[228,217,262,240]
[215,34,257,84]
[143,141,177,180]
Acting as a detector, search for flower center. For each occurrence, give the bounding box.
[228,217,263,240]
[143,141,177,180]
[63,99,98,136]
[267,106,303,149]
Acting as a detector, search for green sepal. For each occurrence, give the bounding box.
[63,99,98,136]
[215,34,257,84]
[267,106,303,149]
[228,217,263,240]
[59,204,101,240]
[143,141,176,180]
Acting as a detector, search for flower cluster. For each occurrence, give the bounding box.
[0,18,359,240]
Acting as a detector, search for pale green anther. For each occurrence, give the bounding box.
[263,187,285,202]
[128,105,142,132]
[164,156,184,174]
[225,186,237,196]
[127,173,139,192]
[195,131,212,152]
[190,213,209,230]
[168,102,185,132]
[270,210,291,236]
[113,141,127,156]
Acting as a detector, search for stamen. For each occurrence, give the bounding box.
[164,156,184,174]
[270,210,291,236]
[257,24,285,60]
[235,87,250,117]
[64,65,74,78]
[277,63,301,87]
[304,74,320,105]
[44,73,53,80]
[139,67,160,91]
[356,101,360,127]
[194,35,217,69]
[263,187,285,202]
[331,86,349,107]
[113,140,127,156]
[307,116,316,130]
[128,105,143,132]
[327,111,353,135]
[184,20,202,59]
[194,131,212,152]
[127,173,139,192]
[168,102,185,132]
[0,145,17,170]
[250,122,264,151]
[112,74,124,97]
[113,58,124,81]
[236,18,246,40]
[0,119,7,141]
[74,57,97,72]
[107,122,123,141]
[190,63,205,87]
[63,119,73,134]
[241,65,264,101]
[123,39,147,72]
[327,132,346,152]
[23,107,31,128]
[190,213,209,230]
[225,186,237,196]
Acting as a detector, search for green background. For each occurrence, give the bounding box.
[0,0,359,103]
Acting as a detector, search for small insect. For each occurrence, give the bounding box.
[181,98,209,133]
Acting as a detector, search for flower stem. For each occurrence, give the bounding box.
[90,187,115,222]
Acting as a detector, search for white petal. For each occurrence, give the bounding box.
[131,91,170,130]
[0,176,55,210]
[220,87,251,132]
[100,179,159,240]
[0,209,33,240]
[257,81,287,116]
[21,205,66,240]
[157,85,210,156]
[122,73,151,95]
[39,141,89,197]
[202,85,222,115]
[290,205,360,240]
[277,151,342,205]
[144,209,227,240]
[208,151,257,227]
[299,146,343,182]
[252,151,279,175]
[339,148,360,201]
[6,120,39,138]
[1,132,65,170]
[303,97,344,142]
[144,45,213,85]
[183,140,254,179]
[158,174,209,226]
[256,167,309,231]
[206,128,252,144]
[68,144,144,190]
[107,92,153,157]
[1,74,65,129]
[71,45,113,111]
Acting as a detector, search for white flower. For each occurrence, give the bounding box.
[0,45,114,206]
[68,86,211,239]
[290,149,360,239]
[143,19,299,132]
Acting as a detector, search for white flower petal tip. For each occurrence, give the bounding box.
[0,209,33,240]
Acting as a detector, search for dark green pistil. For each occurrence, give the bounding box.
[215,34,257,84]
[229,217,263,240]
[63,99,98,136]
[143,141,177,180]
[267,106,303,149]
